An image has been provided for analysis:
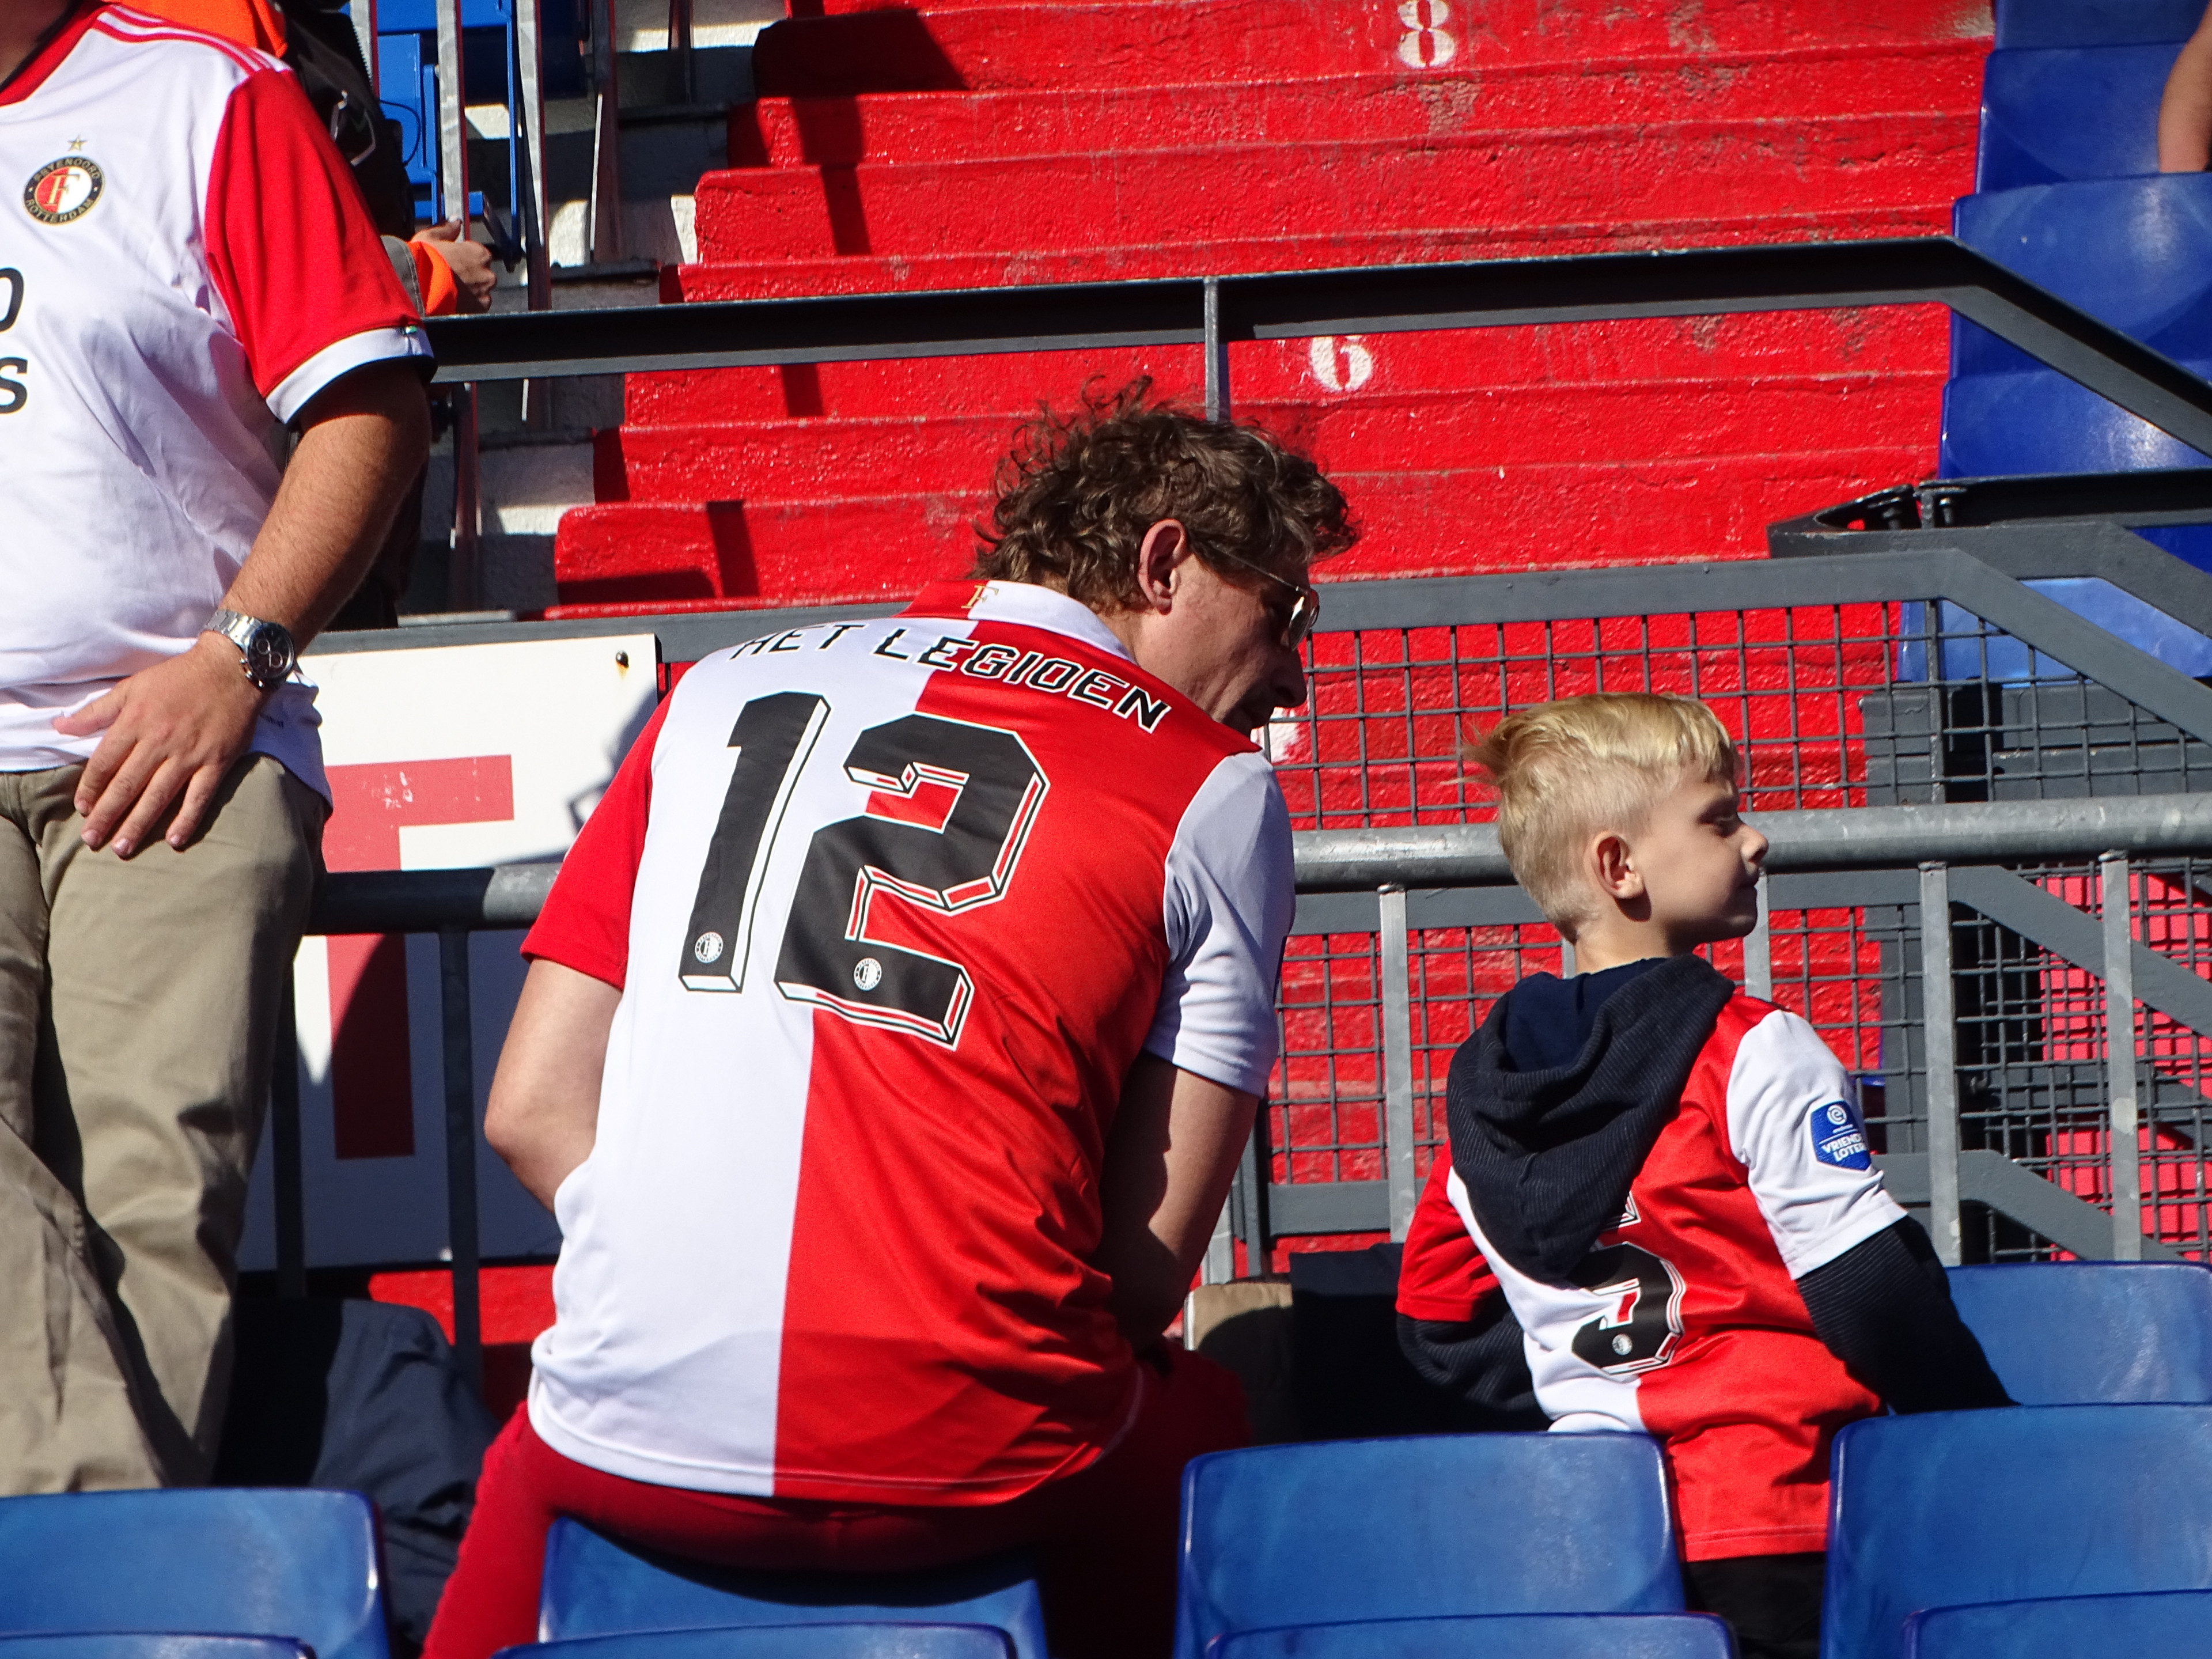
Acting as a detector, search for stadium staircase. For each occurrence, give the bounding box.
[546,0,1995,613]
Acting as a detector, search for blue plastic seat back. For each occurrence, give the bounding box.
[1949,1262,2212,1403]
[539,1524,1047,1659]
[1175,1434,1682,1659]
[1824,1404,2212,1659]
[1979,45,2178,191]
[1995,0,2205,48]
[495,1624,1011,1659]
[0,1490,387,1659]
[0,1639,308,1659]
[1942,176,2212,477]
[1209,1613,1735,1659]
[1903,1589,2212,1658]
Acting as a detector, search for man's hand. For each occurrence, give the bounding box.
[55,634,266,857]
[419,219,497,314]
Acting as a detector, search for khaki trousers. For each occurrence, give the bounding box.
[0,756,324,1491]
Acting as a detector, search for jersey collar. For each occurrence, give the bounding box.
[904,579,1135,665]
[0,1,101,107]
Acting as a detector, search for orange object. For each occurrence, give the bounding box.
[129,0,286,54]
[407,237,461,316]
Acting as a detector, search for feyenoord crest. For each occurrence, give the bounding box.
[24,156,103,225]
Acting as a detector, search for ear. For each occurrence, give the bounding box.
[1132,520,1189,615]
[1588,830,1645,902]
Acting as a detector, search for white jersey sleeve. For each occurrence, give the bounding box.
[1725,1008,1907,1278]
[1143,750,1294,1096]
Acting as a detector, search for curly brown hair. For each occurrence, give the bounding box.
[971,379,1356,611]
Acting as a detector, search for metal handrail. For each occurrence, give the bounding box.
[418,236,2212,461]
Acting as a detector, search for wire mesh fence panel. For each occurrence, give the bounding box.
[1260,581,2212,1262]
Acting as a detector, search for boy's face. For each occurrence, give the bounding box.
[1625,770,1768,949]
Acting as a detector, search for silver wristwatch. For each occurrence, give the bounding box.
[204,608,298,692]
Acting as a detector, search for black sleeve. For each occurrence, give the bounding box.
[1396,1308,1550,1432]
[1796,1216,2014,1412]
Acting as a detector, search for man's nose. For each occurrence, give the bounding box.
[1271,648,1308,714]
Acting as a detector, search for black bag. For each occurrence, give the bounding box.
[275,0,416,238]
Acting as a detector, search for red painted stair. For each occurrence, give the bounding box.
[554,0,1989,613]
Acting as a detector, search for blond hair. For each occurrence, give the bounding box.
[1469,693,1738,929]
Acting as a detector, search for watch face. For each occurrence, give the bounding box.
[245,625,293,683]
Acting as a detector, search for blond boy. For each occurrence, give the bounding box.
[1395,693,2008,1659]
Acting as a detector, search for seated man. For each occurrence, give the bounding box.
[1397,693,2010,1659]
[425,387,1354,1659]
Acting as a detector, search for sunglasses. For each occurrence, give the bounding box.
[1207,547,1322,649]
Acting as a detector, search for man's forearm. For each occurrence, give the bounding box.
[225,361,430,646]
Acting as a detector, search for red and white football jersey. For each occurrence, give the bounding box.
[522,580,1294,1502]
[0,4,428,790]
[1399,996,1906,1559]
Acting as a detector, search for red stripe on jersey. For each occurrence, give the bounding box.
[202,66,418,400]
[1584,998,1879,1559]
[93,9,270,70]
[767,620,1243,1502]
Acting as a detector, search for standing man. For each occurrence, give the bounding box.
[0,0,431,1490]
[425,388,1353,1659]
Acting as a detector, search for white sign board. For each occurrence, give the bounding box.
[238,633,658,1271]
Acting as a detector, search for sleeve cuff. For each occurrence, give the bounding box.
[267,324,435,424]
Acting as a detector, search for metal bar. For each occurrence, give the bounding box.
[271,974,306,1299]
[1378,883,1417,1244]
[1202,1198,1234,1286]
[1203,277,1229,423]
[1877,1152,2186,1263]
[1920,862,1963,1267]
[350,0,377,90]
[438,927,483,1391]
[2103,851,2143,1260]
[418,240,2212,461]
[1744,872,1773,999]
[587,0,622,263]
[514,0,551,316]
[1238,1108,1268,1277]
[435,0,467,228]
[449,384,482,611]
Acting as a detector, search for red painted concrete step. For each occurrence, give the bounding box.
[751,0,1988,96]
[671,202,1958,302]
[690,117,1974,264]
[729,43,1984,168]
[596,377,1941,504]
[620,311,1950,426]
[553,445,1929,608]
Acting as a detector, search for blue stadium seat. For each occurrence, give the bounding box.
[0,1640,307,1659]
[1174,1435,1683,1659]
[0,1490,387,1659]
[1978,44,2179,191]
[1949,1262,2212,1403]
[1823,1404,2212,1659]
[1903,1589,2212,1658]
[1209,1613,1736,1659]
[538,1523,1047,1659]
[495,1625,1012,1659]
[1943,175,2212,478]
[1995,0,2204,49]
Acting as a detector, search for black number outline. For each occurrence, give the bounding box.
[774,712,1047,1047]
[679,692,830,993]
[1570,1198,1686,1376]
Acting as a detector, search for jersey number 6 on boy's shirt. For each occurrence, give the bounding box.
[676,691,1049,1047]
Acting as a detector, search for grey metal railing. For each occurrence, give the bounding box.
[288,789,2212,1372]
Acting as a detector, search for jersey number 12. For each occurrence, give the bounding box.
[678,692,1048,1047]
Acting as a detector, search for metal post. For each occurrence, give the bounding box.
[450,384,482,610]
[1203,277,1230,424]
[439,927,483,1392]
[271,975,307,1299]
[1745,871,1774,999]
[434,0,468,230]
[588,0,623,263]
[1201,1195,1234,1285]
[350,0,378,91]
[1919,861,1963,1267]
[514,0,552,314]
[1379,882,1417,1243]
[1237,1107,1269,1279]
[2102,850,2143,1260]
[1559,938,1575,978]
[666,0,694,103]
